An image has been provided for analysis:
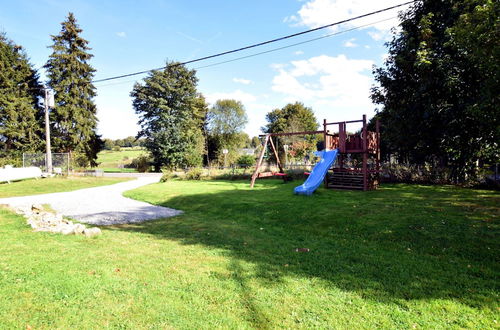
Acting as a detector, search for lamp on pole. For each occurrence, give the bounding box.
[44,87,54,174]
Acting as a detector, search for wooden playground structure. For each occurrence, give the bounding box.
[250,115,380,191]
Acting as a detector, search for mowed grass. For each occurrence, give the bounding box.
[0,176,130,198]
[0,180,498,328]
[96,147,147,172]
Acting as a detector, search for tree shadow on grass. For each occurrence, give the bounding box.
[106,181,499,309]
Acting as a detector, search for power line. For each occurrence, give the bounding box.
[194,16,398,70]
[92,0,416,83]
[94,15,398,88]
[0,0,415,91]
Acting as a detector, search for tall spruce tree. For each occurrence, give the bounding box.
[44,13,102,166]
[0,33,44,160]
[131,61,202,171]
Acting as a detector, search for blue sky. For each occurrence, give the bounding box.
[1,0,412,139]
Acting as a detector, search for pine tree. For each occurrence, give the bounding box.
[131,61,202,171]
[44,12,102,166]
[0,33,44,160]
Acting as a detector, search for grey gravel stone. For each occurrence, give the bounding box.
[0,176,182,225]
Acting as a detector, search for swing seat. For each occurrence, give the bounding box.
[274,172,287,176]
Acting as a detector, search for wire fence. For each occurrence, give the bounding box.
[22,153,71,175]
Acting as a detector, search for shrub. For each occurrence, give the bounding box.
[112,146,121,151]
[160,170,175,182]
[135,155,152,172]
[0,156,22,168]
[236,155,255,168]
[185,168,203,180]
[71,153,90,169]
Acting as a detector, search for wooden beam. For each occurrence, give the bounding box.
[258,130,323,137]
[250,134,270,188]
[324,119,363,125]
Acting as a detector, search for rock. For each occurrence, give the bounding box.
[83,227,101,237]
[31,204,44,213]
[60,225,75,235]
[15,204,102,237]
[73,224,85,235]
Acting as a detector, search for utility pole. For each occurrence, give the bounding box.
[44,87,53,174]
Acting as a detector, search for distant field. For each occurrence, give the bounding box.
[96,147,148,172]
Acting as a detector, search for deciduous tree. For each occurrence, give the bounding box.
[371,0,499,181]
[131,61,202,170]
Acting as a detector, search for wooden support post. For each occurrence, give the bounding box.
[362,115,368,191]
[323,119,328,188]
[250,135,270,188]
[269,136,283,173]
[376,119,381,188]
[323,119,327,149]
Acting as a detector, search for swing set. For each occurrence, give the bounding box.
[250,115,381,191]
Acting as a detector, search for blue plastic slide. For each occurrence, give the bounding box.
[294,149,338,196]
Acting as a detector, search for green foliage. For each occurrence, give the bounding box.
[112,146,121,152]
[0,156,22,168]
[371,0,499,182]
[288,140,316,161]
[207,99,248,136]
[263,102,319,162]
[263,102,318,135]
[184,167,203,180]
[130,154,152,173]
[44,13,103,166]
[160,170,175,182]
[0,33,44,158]
[236,154,255,168]
[206,99,248,165]
[131,61,203,171]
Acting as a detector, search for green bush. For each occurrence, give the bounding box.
[134,155,152,173]
[0,157,22,168]
[160,170,175,182]
[185,168,203,180]
[112,146,121,151]
[236,155,255,168]
[71,153,90,169]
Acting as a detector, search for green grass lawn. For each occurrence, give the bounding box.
[0,176,130,198]
[96,147,147,172]
[0,180,498,328]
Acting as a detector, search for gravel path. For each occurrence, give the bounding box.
[0,176,182,225]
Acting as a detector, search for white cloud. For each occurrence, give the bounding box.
[343,38,358,48]
[116,31,126,38]
[97,105,139,139]
[289,0,410,40]
[232,78,253,85]
[271,54,375,121]
[294,50,304,55]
